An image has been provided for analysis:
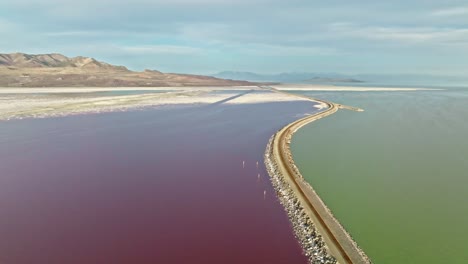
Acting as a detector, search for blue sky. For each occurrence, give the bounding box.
[1,0,467,75]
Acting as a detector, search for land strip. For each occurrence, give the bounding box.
[262,86,371,264]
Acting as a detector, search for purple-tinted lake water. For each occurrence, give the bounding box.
[0,99,317,264]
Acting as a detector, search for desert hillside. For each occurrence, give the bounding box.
[0,53,254,87]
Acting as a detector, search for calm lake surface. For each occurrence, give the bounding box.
[290,88,468,263]
[0,96,317,264]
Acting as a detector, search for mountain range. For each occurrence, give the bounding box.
[0,53,255,87]
[212,71,363,83]
[2,53,466,88]
[213,71,468,87]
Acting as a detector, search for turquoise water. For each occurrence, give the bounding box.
[290,88,468,263]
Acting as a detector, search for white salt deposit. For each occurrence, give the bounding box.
[0,87,308,121]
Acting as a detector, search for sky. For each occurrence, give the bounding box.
[0,0,467,75]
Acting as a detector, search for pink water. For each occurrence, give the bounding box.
[0,101,316,264]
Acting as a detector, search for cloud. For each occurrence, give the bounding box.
[1,0,468,74]
[0,18,17,33]
[240,44,338,56]
[329,23,468,44]
[45,31,112,37]
[431,6,468,16]
[119,45,204,55]
[44,30,162,38]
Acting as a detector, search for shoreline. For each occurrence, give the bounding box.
[0,86,260,94]
[264,89,371,263]
[0,88,307,121]
[271,84,442,91]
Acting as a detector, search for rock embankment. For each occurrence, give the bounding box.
[265,136,337,264]
[264,94,372,264]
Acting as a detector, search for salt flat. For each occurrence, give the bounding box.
[0,87,308,121]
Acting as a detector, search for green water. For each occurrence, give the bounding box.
[290,88,468,264]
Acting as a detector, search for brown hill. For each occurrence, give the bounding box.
[0,53,254,87]
[0,53,128,70]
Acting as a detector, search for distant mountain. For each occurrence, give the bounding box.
[352,74,468,87]
[0,53,255,87]
[214,71,468,87]
[213,71,354,83]
[214,71,268,81]
[0,53,129,71]
[304,77,364,83]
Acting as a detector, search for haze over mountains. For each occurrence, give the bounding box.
[0,53,254,87]
[2,53,466,88]
[214,71,468,87]
[213,71,363,83]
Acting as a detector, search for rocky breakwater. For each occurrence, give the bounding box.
[264,98,371,264]
[265,136,337,264]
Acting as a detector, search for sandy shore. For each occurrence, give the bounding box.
[0,87,307,121]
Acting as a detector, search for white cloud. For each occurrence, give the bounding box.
[45,31,108,37]
[0,18,17,33]
[329,23,468,44]
[3,0,272,8]
[44,30,162,38]
[431,7,468,16]
[2,0,468,74]
[240,44,338,56]
[120,45,204,55]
